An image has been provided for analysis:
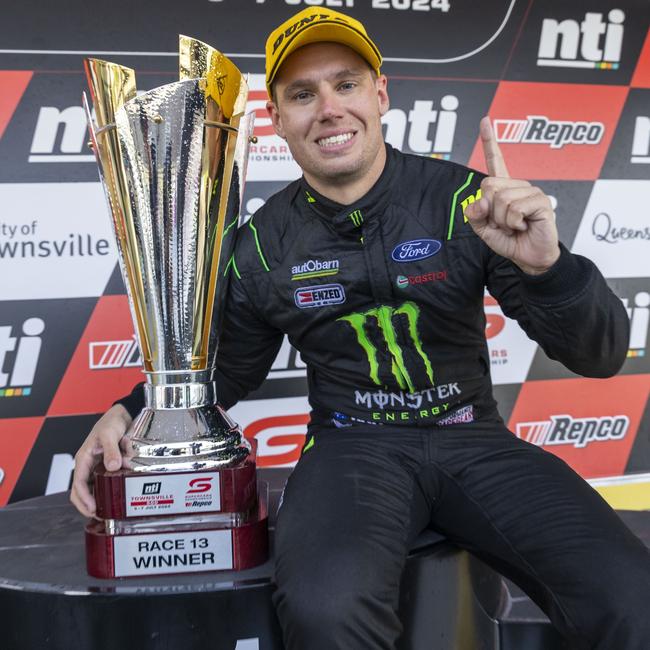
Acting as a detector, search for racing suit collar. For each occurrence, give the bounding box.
[300,143,398,237]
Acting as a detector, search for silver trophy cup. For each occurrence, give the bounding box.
[82,38,267,578]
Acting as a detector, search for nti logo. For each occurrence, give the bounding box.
[89,336,141,370]
[622,291,649,358]
[0,318,44,397]
[29,106,93,163]
[537,9,624,70]
[382,95,458,159]
[517,414,629,448]
[142,482,161,495]
[631,116,650,164]
[495,116,604,149]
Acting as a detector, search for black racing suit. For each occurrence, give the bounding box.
[118,145,650,650]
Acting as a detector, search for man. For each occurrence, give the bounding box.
[71,8,650,649]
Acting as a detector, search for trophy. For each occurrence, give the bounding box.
[82,37,268,578]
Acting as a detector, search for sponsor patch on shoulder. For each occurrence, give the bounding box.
[294,283,346,309]
[391,239,442,263]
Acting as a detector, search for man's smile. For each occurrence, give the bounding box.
[316,131,357,149]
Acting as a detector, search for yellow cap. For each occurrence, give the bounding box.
[265,8,382,98]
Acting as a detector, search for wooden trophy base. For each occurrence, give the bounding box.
[85,483,269,578]
[93,441,258,520]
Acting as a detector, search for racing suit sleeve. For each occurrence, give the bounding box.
[114,274,283,418]
[485,242,630,378]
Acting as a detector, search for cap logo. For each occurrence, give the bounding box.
[272,14,347,55]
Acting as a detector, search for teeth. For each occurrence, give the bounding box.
[318,132,353,147]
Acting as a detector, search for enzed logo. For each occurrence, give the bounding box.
[142,482,161,495]
[0,318,44,397]
[187,477,213,494]
[495,116,604,149]
[382,95,458,159]
[631,116,650,164]
[89,335,141,370]
[338,302,433,393]
[291,259,339,281]
[516,414,629,448]
[391,239,441,262]
[29,106,93,163]
[294,284,345,309]
[537,9,625,70]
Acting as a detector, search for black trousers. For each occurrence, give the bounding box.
[272,421,650,650]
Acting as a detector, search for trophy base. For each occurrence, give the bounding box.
[93,444,258,520]
[85,482,269,578]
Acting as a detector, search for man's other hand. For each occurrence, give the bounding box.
[70,404,132,518]
[464,117,560,275]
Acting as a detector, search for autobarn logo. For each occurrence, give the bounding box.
[495,116,604,149]
[517,414,629,448]
[294,284,345,309]
[391,239,442,262]
[291,259,339,281]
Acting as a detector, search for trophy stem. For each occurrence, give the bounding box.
[143,376,217,410]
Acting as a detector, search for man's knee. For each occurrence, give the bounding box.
[272,553,403,650]
[273,582,400,650]
[572,552,650,649]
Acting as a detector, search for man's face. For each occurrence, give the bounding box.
[267,42,389,189]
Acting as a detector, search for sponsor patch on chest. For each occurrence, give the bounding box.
[291,259,340,281]
[294,283,346,309]
[391,239,442,262]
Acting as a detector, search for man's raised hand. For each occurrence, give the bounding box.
[463,117,560,275]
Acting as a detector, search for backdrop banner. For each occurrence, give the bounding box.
[0,0,648,506]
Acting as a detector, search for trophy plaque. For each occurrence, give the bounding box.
[82,37,267,578]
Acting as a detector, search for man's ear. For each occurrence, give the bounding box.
[266,99,286,139]
[376,74,389,117]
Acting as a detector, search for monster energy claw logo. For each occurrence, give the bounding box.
[338,301,433,393]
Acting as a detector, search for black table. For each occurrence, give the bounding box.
[3,477,647,650]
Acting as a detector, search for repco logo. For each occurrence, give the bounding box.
[495,116,604,149]
[517,414,629,449]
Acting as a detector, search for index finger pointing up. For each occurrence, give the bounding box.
[480,116,510,178]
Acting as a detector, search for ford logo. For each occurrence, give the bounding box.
[391,239,442,263]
